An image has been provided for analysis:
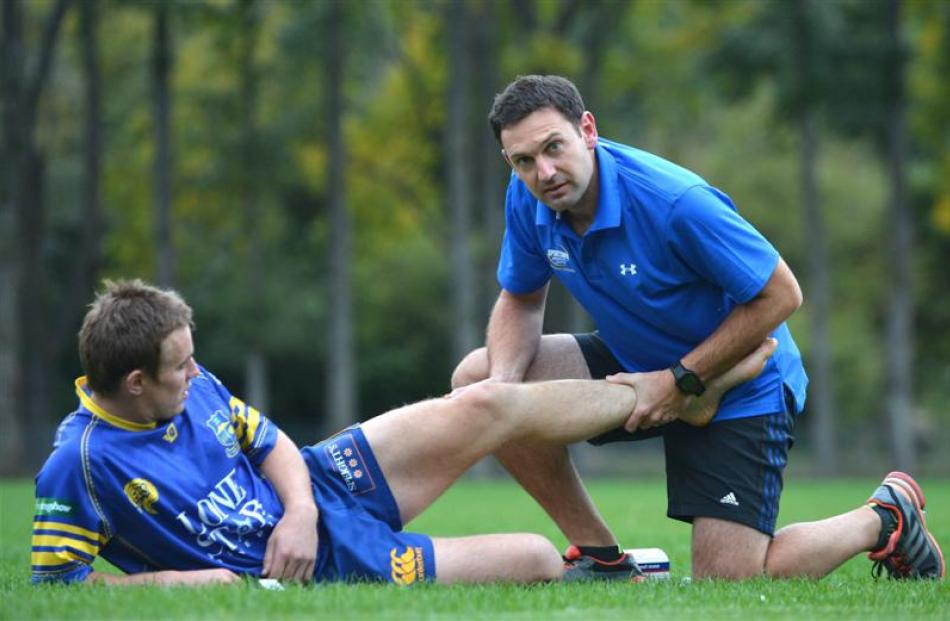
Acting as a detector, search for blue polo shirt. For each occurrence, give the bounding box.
[497,139,807,421]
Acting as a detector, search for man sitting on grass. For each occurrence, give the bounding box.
[32,280,942,586]
[31,279,770,586]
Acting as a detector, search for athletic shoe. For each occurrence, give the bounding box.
[867,471,945,580]
[562,545,645,582]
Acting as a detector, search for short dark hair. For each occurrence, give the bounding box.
[488,75,586,143]
[78,279,194,395]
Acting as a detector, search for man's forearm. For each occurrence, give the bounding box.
[682,258,802,381]
[486,286,548,382]
[260,431,317,515]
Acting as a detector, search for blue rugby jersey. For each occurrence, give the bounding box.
[31,367,283,584]
[497,139,807,421]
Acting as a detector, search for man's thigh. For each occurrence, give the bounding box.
[456,333,592,384]
[663,412,795,535]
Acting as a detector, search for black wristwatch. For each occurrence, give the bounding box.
[670,361,706,396]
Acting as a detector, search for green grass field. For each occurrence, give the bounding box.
[4,476,948,620]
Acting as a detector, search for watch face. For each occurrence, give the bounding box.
[673,365,705,396]
[679,374,702,395]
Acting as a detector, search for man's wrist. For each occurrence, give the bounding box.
[282,501,318,518]
[670,361,705,396]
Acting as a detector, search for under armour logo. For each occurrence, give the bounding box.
[619,263,637,276]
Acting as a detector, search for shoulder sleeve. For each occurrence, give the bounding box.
[31,442,107,585]
[202,367,279,467]
[496,179,552,294]
[667,186,779,304]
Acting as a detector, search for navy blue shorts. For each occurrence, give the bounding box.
[576,332,796,536]
[300,425,436,584]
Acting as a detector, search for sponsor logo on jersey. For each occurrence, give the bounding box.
[174,468,275,561]
[390,546,426,586]
[206,410,240,458]
[545,247,575,273]
[324,433,376,496]
[35,497,73,517]
[163,422,178,443]
[124,478,160,515]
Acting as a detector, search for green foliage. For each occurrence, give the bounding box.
[14,0,950,466]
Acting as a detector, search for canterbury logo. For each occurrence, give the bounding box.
[124,478,160,514]
[390,546,419,586]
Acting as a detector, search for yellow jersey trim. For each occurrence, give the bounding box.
[33,521,105,543]
[32,534,100,556]
[31,549,88,567]
[75,377,156,431]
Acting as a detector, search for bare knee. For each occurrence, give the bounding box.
[692,518,769,580]
[453,381,511,429]
[451,347,488,389]
[523,534,563,582]
[693,554,766,580]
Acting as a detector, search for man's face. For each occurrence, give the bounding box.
[500,107,598,214]
[140,326,199,422]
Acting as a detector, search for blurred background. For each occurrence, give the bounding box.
[1,0,948,477]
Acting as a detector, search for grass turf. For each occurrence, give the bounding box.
[4,476,948,620]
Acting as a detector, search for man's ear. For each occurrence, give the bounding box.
[125,370,146,396]
[580,111,599,149]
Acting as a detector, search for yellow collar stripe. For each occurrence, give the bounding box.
[74,377,156,431]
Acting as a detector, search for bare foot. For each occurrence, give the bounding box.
[679,338,778,427]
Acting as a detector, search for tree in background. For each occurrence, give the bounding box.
[0,0,71,473]
[4,0,949,474]
[444,0,478,366]
[882,0,914,472]
[706,0,840,472]
[151,0,174,287]
[325,0,356,433]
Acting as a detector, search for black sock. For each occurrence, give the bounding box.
[578,545,624,562]
[870,503,897,552]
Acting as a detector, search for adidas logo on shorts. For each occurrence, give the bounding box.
[719,492,740,506]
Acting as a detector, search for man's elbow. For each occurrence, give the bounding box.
[785,278,803,315]
[772,259,803,319]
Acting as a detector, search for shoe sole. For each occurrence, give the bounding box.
[882,471,946,579]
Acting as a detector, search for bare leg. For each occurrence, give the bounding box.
[454,334,618,546]
[692,519,771,579]
[765,506,880,578]
[692,505,881,580]
[450,335,777,547]
[432,534,562,583]
[362,378,637,525]
[365,339,775,526]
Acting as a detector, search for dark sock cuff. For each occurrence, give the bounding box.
[578,545,624,562]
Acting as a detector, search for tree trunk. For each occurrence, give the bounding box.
[0,0,70,472]
[21,150,53,456]
[800,109,836,472]
[238,0,269,413]
[473,0,504,323]
[325,0,356,434]
[793,0,836,473]
[445,0,478,365]
[0,0,26,473]
[152,3,174,287]
[884,0,915,472]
